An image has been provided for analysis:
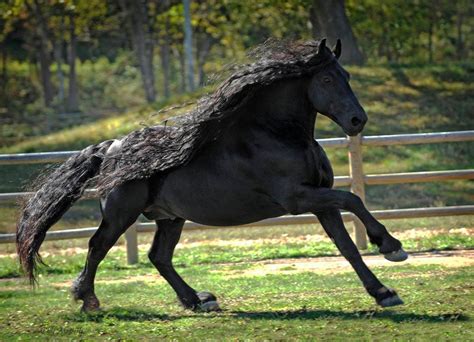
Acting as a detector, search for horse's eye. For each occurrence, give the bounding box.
[323,76,331,83]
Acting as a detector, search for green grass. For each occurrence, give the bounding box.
[1,223,472,339]
[1,249,472,339]
[1,227,472,279]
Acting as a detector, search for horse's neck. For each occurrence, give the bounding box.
[251,79,315,137]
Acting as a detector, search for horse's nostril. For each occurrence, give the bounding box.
[351,117,362,127]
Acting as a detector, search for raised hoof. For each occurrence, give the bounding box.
[378,294,404,308]
[383,248,408,262]
[196,291,220,312]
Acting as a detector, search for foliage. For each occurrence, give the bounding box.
[1,0,472,129]
[346,0,474,63]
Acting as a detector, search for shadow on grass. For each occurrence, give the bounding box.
[231,309,469,323]
[65,307,192,323]
[64,307,469,324]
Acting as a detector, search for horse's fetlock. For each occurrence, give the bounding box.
[379,236,402,254]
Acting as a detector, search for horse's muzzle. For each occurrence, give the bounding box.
[343,112,367,136]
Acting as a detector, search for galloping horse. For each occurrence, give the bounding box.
[17,39,407,312]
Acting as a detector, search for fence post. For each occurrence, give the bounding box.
[348,134,368,249]
[125,223,139,264]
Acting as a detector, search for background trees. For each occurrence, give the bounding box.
[0,0,472,133]
[310,0,365,65]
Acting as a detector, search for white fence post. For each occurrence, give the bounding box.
[125,223,138,264]
[348,134,368,249]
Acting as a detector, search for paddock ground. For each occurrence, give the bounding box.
[0,220,472,340]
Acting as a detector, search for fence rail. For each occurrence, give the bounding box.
[1,130,473,263]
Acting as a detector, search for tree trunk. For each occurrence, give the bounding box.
[310,0,365,65]
[28,0,54,106]
[53,42,64,108]
[160,13,171,98]
[67,13,79,111]
[1,45,6,108]
[456,7,465,60]
[174,47,186,93]
[196,34,214,86]
[428,20,433,63]
[36,41,53,106]
[183,0,195,91]
[53,41,65,109]
[160,44,171,99]
[119,0,156,103]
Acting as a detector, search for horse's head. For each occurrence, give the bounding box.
[307,39,367,136]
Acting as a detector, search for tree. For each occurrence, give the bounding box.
[66,9,79,111]
[119,0,156,103]
[25,0,55,106]
[310,0,365,65]
[183,0,194,91]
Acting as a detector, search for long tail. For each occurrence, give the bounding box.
[16,140,114,284]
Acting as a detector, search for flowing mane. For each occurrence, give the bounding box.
[97,39,335,194]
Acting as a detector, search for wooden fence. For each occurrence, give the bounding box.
[1,130,473,264]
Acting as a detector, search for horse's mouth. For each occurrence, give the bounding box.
[321,113,364,137]
[343,126,364,136]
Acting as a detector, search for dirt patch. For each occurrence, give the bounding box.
[50,274,164,289]
[1,227,472,259]
[218,249,474,278]
[178,227,473,249]
[11,249,470,289]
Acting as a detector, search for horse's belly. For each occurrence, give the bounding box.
[148,169,287,226]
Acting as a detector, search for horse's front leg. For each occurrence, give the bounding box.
[284,186,407,261]
[316,209,403,307]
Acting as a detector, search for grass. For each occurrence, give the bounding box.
[1,236,473,340]
[1,266,471,340]
[1,224,472,278]
[1,216,472,339]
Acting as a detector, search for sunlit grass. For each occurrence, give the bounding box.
[0,243,472,340]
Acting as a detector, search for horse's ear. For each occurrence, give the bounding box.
[317,38,327,55]
[333,39,342,59]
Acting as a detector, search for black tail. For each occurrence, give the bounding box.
[16,140,114,284]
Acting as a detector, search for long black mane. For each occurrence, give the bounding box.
[97,39,335,194]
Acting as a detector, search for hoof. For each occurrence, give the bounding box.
[378,294,404,307]
[375,287,404,308]
[198,300,221,312]
[196,291,220,312]
[383,248,408,262]
[80,295,101,313]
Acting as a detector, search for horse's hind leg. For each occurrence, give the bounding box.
[148,218,220,311]
[316,209,403,307]
[71,181,148,312]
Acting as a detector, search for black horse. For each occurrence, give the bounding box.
[17,39,407,313]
